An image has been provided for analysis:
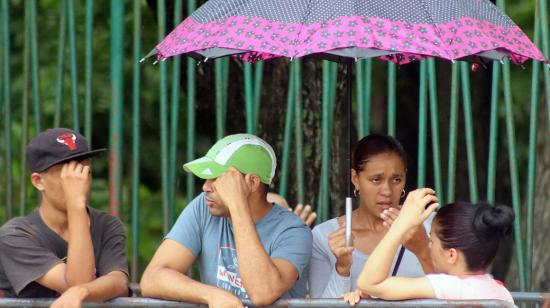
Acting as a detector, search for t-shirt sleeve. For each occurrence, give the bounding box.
[96,216,129,277]
[0,227,63,295]
[308,224,351,298]
[270,222,312,279]
[426,274,463,299]
[165,193,206,256]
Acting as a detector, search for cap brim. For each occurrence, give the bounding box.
[183,156,228,180]
[38,149,107,172]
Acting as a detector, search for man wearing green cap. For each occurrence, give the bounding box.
[141,134,312,306]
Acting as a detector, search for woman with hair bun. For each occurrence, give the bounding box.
[345,190,515,304]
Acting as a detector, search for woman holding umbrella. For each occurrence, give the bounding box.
[309,134,433,298]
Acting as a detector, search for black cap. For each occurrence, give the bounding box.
[26,128,106,173]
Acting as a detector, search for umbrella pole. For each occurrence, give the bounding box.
[345,59,353,246]
[346,60,353,197]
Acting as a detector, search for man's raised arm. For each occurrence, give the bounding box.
[213,168,311,305]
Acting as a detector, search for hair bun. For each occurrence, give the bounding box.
[473,204,515,240]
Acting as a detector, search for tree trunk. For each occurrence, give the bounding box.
[531,107,550,292]
[504,101,550,292]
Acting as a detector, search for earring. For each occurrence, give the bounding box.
[353,188,360,198]
[401,189,406,198]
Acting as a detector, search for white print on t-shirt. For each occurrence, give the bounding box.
[216,246,249,299]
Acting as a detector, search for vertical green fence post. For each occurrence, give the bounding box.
[446,64,459,203]
[356,61,365,138]
[84,0,94,142]
[417,62,427,187]
[67,0,78,132]
[363,59,372,136]
[222,60,229,128]
[316,61,337,223]
[293,60,304,204]
[503,59,527,291]
[157,0,170,233]
[327,62,338,139]
[459,63,479,203]
[387,62,397,136]
[253,62,264,132]
[215,59,229,139]
[278,64,295,199]
[54,0,66,128]
[496,0,526,290]
[1,0,13,220]
[317,60,334,223]
[109,0,124,217]
[168,0,183,226]
[539,0,550,138]
[244,62,254,134]
[20,3,31,216]
[29,0,41,133]
[486,63,501,204]
[186,0,197,205]
[131,0,142,283]
[525,7,542,286]
[427,59,443,201]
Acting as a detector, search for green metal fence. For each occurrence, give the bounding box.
[0,0,549,291]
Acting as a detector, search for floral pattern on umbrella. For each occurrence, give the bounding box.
[151,0,546,65]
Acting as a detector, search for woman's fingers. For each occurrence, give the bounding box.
[329,228,346,247]
[305,212,317,226]
[404,188,439,211]
[342,246,354,254]
[342,290,361,306]
[299,204,312,221]
[329,226,346,239]
[384,208,399,220]
[380,207,400,229]
[422,202,439,219]
[293,203,304,215]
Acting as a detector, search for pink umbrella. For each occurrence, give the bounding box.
[146,0,547,65]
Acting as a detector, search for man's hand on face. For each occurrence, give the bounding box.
[212,167,253,213]
[60,160,92,210]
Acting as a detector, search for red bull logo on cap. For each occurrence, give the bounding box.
[56,133,77,150]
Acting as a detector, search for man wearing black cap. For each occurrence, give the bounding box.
[0,128,129,307]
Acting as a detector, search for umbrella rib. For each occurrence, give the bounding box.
[416,0,447,58]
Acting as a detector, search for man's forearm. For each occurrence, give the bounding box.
[78,271,128,302]
[141,267,224,304]
[66,206,96,285]
[230,206,286,304]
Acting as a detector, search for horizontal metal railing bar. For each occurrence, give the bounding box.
[511,291,550,302]
[0,297,528,307]
[130,283,550,304]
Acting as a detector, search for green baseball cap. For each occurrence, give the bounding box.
[183,134,277,184]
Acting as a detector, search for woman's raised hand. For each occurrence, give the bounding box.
[328,222,355,276]
[381,207,431,256]
[395,188,439,230]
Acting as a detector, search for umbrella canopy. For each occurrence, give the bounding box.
[148,0,547,65]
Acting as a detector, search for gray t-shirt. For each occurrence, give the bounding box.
[166,193,312,300]
[308,218,428,298]
[0,207,128,298]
